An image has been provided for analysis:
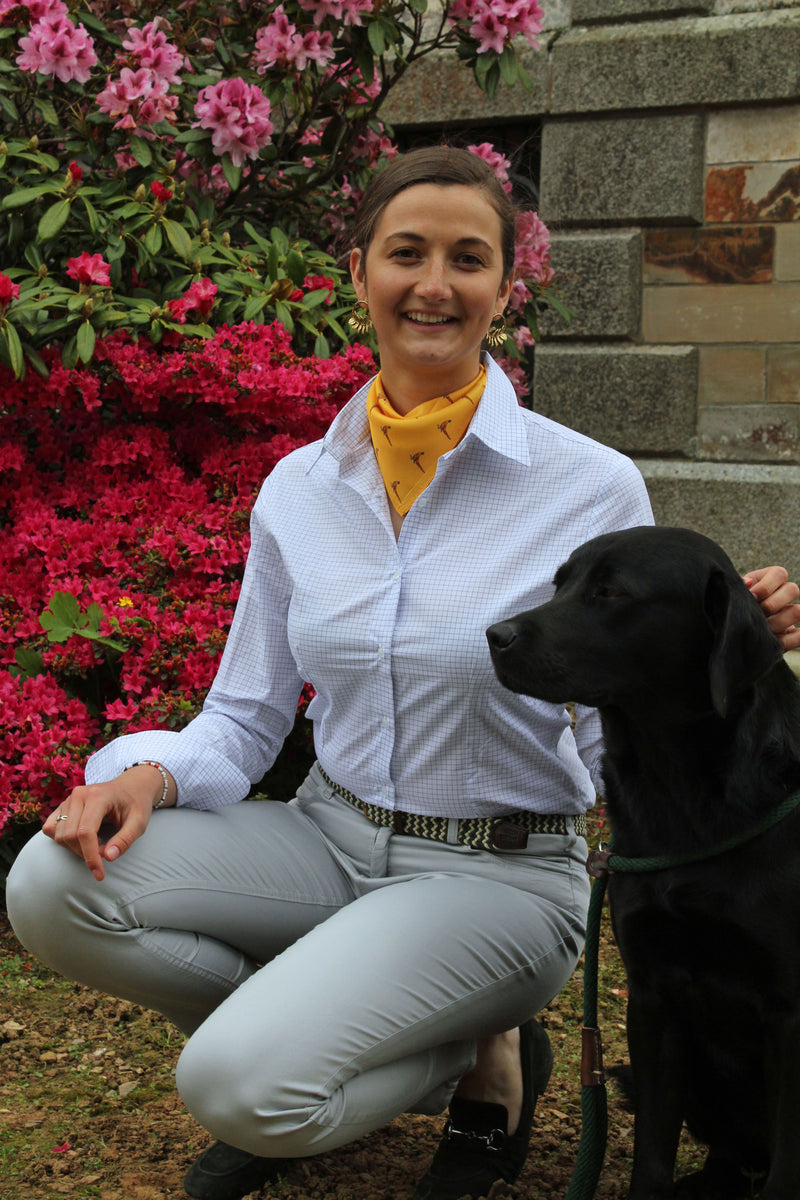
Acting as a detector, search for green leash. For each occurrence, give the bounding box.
[563,787,800,1200]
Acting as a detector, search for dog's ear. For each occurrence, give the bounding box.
[705,566,784,718]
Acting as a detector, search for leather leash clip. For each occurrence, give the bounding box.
[586,844,613,879]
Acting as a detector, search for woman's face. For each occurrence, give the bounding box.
[350,183,512,412]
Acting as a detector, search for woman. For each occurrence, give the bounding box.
[7,147,800,1200]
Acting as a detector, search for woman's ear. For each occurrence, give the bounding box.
[350,248,367,301]
[497,271,514,314]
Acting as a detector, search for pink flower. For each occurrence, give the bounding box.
[514,209,551,283]
[96,66,178,134]
[67,160,82,182]
[66,253,111,287]
[193,78,274,168]
[1,0,67,25]
[16,12,97,83]
[449,0,542,53]
[184,278,217,317]
[468,142,512,193]
[297,0,373,27]
[0,271,20,308]
[122,18,184,86]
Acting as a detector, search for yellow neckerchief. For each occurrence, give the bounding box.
[366,364,487,516]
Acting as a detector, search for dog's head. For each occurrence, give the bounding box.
[487,526,784,720]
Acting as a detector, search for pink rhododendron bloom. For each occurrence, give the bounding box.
[122,18,185,85]
[96,66,178,134]
[297,0,373,27]
[66,253,111,287]
[0,271,20,307]
[514,209,552,283]
[449,0,542,53]
[16,12,97,84]
[193,78,274,168]
[469,142,512,192]
[67,159,82,182]
[255,11,335,73]
[1,0,67,24]
[185,278,218,317]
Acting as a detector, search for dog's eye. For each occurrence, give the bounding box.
[593,584,626,601]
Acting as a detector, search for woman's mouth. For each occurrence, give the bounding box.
[403,312,456,327]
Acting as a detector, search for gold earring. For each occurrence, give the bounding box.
[485,315,507,349]
[348,301,372,336]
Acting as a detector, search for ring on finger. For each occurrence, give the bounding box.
[56,812,69,822]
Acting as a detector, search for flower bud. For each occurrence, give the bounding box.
[166,160,177,174]
[0,143,7,156]
[37,264,49,279]
[28,135,39,151]
[149,307,162,319]
[83,298,94,317]
[191,259,201,274]
[200,229,210,245]
[221,232,231,248]
[134,184,147,203]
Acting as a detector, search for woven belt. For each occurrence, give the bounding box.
[318,768,586,851]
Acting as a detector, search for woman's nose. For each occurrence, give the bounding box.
[415,257,451,300]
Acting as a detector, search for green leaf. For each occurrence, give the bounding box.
[61,334,79,370]
[33,95,60,126]
[243,294,267,321]
[313,332,331,358]
[2,183,59,209]
[270,227,289,256]
[285,248,305,287]
[0,93,18,123]
[40,591,82,643]
[163,218,192,260]
[14,647,45,678]
[79,193,100,233]
[143,222,163,254]
[1,320,24,378]
[498,45,518,87]
[128,134,153,168]
[38,197,71,240]
[221,155,241,192]
[367,21,386,55]
[76,320,95,364]
[274,300,294,333]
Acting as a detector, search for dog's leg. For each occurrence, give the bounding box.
[760,1019,800,1200]
[625,991,685,1200]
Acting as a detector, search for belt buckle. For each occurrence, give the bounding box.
[490,819,528,851]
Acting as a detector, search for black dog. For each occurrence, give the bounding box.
[487,526,800,1200]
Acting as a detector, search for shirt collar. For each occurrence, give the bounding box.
[319,354,530,469]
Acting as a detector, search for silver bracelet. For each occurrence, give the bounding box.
[123,760,170,810]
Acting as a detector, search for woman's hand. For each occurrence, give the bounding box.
[43,765,173,882]
[744,566,800,651]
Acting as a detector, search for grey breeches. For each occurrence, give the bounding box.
[6,765,590,1159]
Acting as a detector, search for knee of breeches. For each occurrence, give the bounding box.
[6,833,105,968]
[176,1027,326,1157]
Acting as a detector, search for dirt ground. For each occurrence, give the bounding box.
[0,894,703,1200]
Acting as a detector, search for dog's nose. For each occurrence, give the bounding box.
[486,621,517,652]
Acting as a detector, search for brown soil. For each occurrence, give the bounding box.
[0,895,703,1200]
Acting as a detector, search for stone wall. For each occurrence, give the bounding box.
[381,0,800,580]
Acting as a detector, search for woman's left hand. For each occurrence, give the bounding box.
[744,566,800,651]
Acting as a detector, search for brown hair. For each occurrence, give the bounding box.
[351,146,518,283]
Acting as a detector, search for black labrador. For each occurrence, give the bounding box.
[486,526,800,1200]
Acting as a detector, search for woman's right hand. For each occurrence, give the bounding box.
[43,764,172,882]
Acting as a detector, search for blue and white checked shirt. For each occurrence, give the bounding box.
[87,356,653,817]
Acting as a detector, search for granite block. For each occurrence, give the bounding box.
[550,12,800,114]
[706,162,800,222]
[540,114,704,225]
[532,344,697,452]
[643,225,774,284]
[539,230,642,338]
[636,458,800,582]
[378,43,552,129]
[572,0,711,23]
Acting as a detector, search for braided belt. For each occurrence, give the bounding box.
[318,768,586,851]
